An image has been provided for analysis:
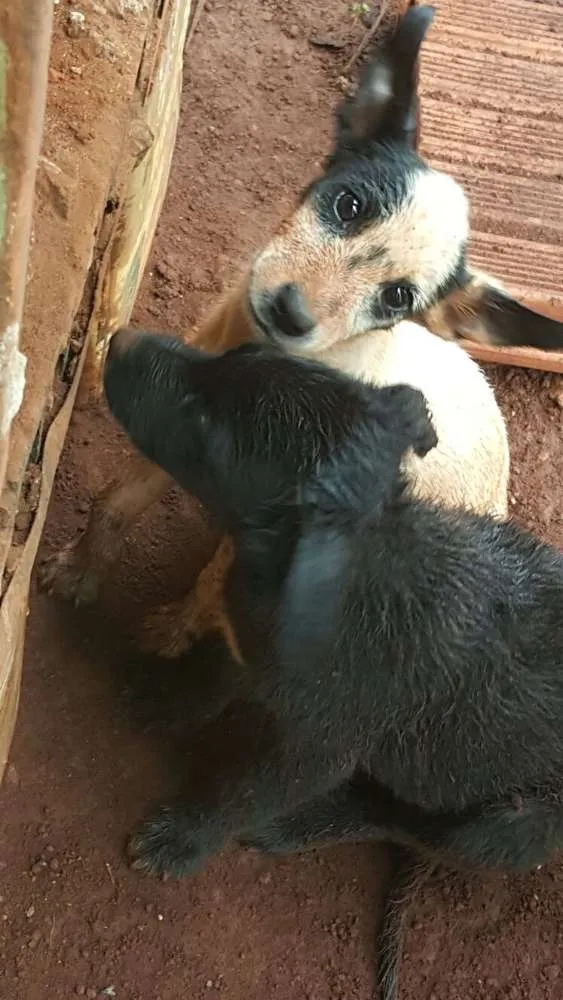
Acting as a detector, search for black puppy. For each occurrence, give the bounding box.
[104,329,563,1000]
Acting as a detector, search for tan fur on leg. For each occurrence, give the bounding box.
[139,536,241,661]
[423,270,507,345]
[39,454,171,605]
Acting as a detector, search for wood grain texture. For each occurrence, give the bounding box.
[419,0,563,372]
[460,341,563,374]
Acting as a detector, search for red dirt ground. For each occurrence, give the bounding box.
[1,2,563,999]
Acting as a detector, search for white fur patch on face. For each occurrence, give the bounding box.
[247,166,469,353]
[379,169,470,300]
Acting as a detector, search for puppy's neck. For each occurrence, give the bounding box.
[318,326,403,383]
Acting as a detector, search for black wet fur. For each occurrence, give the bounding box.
[105,330,563,999]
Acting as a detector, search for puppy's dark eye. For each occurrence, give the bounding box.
[381,284,414,314]
[334,189,363,224]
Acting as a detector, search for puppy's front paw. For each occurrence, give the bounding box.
[38,543,101,605]
[128,806,209,879]
[377,384,438,458]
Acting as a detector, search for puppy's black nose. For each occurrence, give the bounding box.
[107,327,139,362]
[266,283,315,338]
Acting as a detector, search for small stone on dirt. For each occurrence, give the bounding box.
[28,930,42,950]
[66,10,86,38]
[359,5,376,28]
[6,764,19,786]
[154,261,175,283]
[25,905,35,919]
[309,34,346,49]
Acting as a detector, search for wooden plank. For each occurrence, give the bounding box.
[0,1,52,510]
[419,0,563,374]
[0,0,154,781]
[461,341,563,374]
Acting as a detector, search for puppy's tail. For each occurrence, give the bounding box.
[377,845,431,1000]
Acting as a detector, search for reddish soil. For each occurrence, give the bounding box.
[1,2,563,1000]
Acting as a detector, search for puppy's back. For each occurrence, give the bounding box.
[280,478,563,813]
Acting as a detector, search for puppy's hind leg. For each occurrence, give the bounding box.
[239,780,429,1000]
[164,634,254,733]
[138,535,237,659]
[377,796,563,999]
[238,776,392,854]
[433,794,563,872]
[39,454,171,605]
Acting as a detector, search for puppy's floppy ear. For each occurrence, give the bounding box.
[276,523,350,672]
[366,384,438,459]
[335,5,435,150]
[424,269,563,351]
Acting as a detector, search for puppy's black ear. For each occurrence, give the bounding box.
[424,270,563,351]
[367,384,438,458]
[335,5,435,150]
[277,525,350,672]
